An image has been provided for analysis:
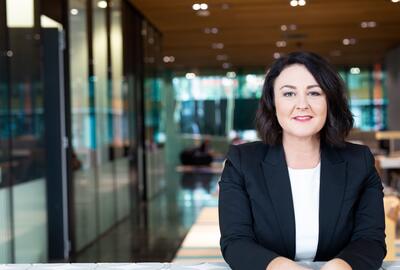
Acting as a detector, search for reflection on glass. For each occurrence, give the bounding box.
[69,0,97,251]
[0,5,13,262]
[7,0,48,262]
[111,0,131,220]
[93,0,116,234]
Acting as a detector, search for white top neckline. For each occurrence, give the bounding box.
[288,162,321,171]
[288,162,321,261]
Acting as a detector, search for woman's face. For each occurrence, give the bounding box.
[273,64,327,141]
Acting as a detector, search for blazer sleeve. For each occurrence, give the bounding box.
[219,145,279,270]
[335,146,387,270]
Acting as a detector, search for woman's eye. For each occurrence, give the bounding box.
[308,91,322,96]
[283,91,295,97]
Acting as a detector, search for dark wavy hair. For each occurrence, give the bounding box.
[255,51,353,147]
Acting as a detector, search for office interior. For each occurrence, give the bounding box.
[1,0,400,265]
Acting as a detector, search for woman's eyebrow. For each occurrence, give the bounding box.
[279,85,296,90]
[279,84,320,90]
[307,84,321,89]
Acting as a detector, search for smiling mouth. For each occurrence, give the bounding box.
[293,116,313,121]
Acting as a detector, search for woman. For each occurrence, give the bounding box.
[218,52,386,270]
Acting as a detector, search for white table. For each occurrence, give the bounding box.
[1,262,400,270]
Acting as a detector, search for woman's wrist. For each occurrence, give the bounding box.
[266,257,311,270]
[320,258,352,270]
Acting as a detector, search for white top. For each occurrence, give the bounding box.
[288,163,321,261]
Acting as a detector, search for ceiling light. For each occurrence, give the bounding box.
[298,0,306,6]
[97,0,107,9]
[226,71,236,78]
[391,0,399,2]
[350,67,360,74]
[212,43,224,49]
[186,73,196,79]
[200,3,208,10]
[290,0,298,7]
[192,3,201,10]
[281,25,288,31]
[273,52,281,59]
[70,8,79,15]
[289,24,297,30]
[276,41,287,48]
[343,38,356,45]
[216,54,228,61]
[204,27,218,34]
[163,56,175,63]
[222,63,231,69]
[361,21,377,28]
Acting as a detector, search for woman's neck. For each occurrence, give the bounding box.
[282,134,321,169]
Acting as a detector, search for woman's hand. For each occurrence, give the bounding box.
[320,258,352,270]
[266,257,312,270]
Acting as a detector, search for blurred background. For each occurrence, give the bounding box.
[1,0,400,265]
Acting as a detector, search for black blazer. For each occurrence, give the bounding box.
[219,141,386,270]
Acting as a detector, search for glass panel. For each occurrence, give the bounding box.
[173,76,234,135]
[12,179,47,262]
[7,0,48,262]
[69,0,97,251]
[93,0,116,234]
[110,0,131,220]
[348,69,372,130]
[0,2,13,263]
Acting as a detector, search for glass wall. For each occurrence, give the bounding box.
[346,66,387,131]
[172,68,388,139]
[69,0,97,252]
[0,0,48,263]
[111,0,131,223]
[143,21,165,199]
[69,0,142,254]
[0,1,12,263]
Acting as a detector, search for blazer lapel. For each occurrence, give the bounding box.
[261,144,296,259]
[315,143,347,259]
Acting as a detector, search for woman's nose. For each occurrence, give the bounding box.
[296,94,310,110]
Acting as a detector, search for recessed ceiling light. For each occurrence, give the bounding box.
[186,73,196,79]
[163,56,175,63]
[273,52,281,59]
[212,43,224,49]
[290,0,298,7]
[298,0,306,6]
[391,0,399,3]
[192,3,201,10]
[343,38,356,45]
[204,27,218,34]
[200,3,208,10]
[276,41,287,48]
[222,63,231,69]
[216,54,228,61]
[97,0,107,9]
[361,21,377,28]
[281,25,288,31]
[350,67,360,74]
[70,8,79,15]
